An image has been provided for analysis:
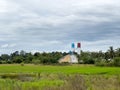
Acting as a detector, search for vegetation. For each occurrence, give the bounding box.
[0,47,120,89]
[0,51,66,64]
[0,64,120,90]
[0,64,120,74]
[0,46,119,66]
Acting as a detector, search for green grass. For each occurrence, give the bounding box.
[0,64,120,90]
[0,64,119,75]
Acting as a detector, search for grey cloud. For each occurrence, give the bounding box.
[0,0,120,54]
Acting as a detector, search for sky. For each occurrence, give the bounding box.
[0,0,120,54]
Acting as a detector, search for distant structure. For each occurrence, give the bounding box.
[59,42,81,63]
[59,54,72,63]
[77,43,81,55]
[71,43,75,53]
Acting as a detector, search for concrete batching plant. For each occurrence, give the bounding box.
[59,42,81,63]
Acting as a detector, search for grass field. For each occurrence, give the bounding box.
[0,64,120,90]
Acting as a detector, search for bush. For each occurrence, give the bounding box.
[95,60,106,66]
[95,58,120,67]
[20,62,24,66]
[94,59,113,66]
[83,57,95,64]
[1,61,7,64]
[32,59,40,65]
[113,57,120,66]
[6,60,12,64]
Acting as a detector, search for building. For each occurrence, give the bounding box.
[59,42,81,63]
[58,54,78,63]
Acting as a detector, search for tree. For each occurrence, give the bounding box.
[0,54,10,61]
[0,54,10,64]
[113,57,120,66]
[108,46,114,59]
[34,52,40,57]
[115,48,120,57]
[104,52,109,61]
[24,53,33,63]
[20,50,26,56]
[12,56,24,63]
[80,51,95,64]
[11,51,19,56]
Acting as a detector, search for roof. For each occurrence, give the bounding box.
[59,54,78,63]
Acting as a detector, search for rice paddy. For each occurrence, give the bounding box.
[0,64,120,90]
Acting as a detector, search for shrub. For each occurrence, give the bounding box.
[95,59,108,66]
[32,59,40,65]
[83,57,95,64]
[1,61,7,64]
[113,57,120,66]
[20,62,24,66]
[0,61,2,64]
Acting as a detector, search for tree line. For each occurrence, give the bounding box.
[79,46,120,66]
[0,51,67,64]
[0,46,120,66]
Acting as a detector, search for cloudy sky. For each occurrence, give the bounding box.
[0,0,120,54]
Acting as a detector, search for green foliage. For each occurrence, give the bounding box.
[0,46,120,66]
[0,54,10,61]
[108,46,115,59]
[80,52,95,64]
[95,57,120,67]
[21,62,24,66]
[0,51,63,64]
[12,56,24,63]
[113,57,120,66]
[32,59,40,65]
[95,59,107,66]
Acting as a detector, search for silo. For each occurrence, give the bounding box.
[71,43,75,53]
[70,43,78,63]
[77,42,81,55]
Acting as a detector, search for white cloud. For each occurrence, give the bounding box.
[0,0,7,13]
[1,44,9,48]
[9,44,16,47]
[1,44,16,48]
[81,39,120,52]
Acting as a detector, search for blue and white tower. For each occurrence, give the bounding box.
[70,43,78,63]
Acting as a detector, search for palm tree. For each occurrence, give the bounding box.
[108,46,114,59]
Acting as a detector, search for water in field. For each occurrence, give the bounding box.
[0,73,35,82]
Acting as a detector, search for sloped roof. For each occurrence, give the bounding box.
[59,54,78,63]
[59,55,71,63]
